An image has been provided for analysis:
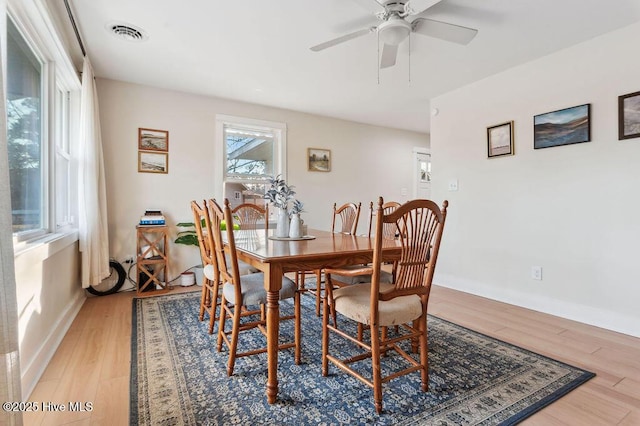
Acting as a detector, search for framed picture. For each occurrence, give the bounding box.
[534,104,590,149]
[138,151,168,174]
[487,121,514,158]
[308,148,331,172]
[618,90,640,140]
[138,128,169,152]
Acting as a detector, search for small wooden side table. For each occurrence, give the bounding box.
[136,225,170,295]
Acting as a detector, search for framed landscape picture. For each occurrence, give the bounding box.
[138,151,168,174]
[138,128,169,152]
[308,148,331,172]
[487,121,514,158]
[534,104,590,149]
[618,90,640,140]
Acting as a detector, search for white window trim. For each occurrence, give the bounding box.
[8,0,81,250]
[214,114,287,201]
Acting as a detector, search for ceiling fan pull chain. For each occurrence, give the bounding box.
[377,30,380,85]
[408,33,411,84]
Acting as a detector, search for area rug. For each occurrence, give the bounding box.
[130,289,594,425]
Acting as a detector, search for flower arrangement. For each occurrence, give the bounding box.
[289,199,304,216]
[264,175,297,211]
[264,175,304,237]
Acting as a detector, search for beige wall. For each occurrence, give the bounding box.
[15,235,83,397]
[96,78,428,276]
[431,21,640,337]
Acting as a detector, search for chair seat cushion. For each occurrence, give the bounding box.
[226,254,260,275]
[333,283,423,327]
[203,264,216,280]
[223,273,296,306]
[203,258,258,281]
[330,266,393,285]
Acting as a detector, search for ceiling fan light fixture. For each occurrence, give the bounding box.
[378,18,411,45]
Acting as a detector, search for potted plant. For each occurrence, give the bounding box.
[174,221,202,286]
[264,175,299,238]
[174,219,239,285]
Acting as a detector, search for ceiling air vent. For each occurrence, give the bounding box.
[108,23,147,42]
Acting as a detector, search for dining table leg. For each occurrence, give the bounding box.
[265,267,282,404]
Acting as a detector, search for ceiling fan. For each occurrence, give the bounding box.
[310,0,478,69]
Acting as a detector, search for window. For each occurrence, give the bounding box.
[215,115,287,207]
[6,6,80,245]
[7,18,43,236]
[55,86,72,228]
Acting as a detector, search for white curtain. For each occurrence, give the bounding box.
[78,57,110,287]
[1,0,24,422]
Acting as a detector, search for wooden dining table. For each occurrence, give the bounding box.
[231,228,401,404]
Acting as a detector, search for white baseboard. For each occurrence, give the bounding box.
[21,292,86,400]
[434,274,640,338]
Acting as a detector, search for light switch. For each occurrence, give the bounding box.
[448,179,458,191]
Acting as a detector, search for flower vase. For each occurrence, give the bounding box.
[289,213,302,239]
[276,207,290,238]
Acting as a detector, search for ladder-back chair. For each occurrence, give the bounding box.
[211,198,301,376]
[299,201,362,316]
[322,197,448,413]
[191,200,219,335]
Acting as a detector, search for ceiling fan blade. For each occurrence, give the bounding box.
[310,27,376,52]
[404,0,443,16]
[349,0,385,15]
[379,43,398,69]
[412,18,478,45]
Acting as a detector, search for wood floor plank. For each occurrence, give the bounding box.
[89,376,130,424]
[38,328,81,382]
[537,386,630,425]
[614,377,640,401]
[619,409,640,426]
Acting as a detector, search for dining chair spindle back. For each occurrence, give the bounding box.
[322,197,449,414]
[210,198,301,376]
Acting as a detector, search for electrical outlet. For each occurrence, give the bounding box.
[124,255,135,264]
[531,266,542,280]
[448,179,459,191]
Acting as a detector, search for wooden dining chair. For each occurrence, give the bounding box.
[331,202,361,235]
[211,198,301,376]
[298,202,362,316]
[322,197,448,414]
[232,202,269,230]
[191,200,220,335]
[324,201,401,333]
[325,201,400,285]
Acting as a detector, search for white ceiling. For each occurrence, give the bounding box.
[53,0,640,133]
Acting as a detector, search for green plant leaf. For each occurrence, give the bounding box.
[174,234,199,246]
[176,222,196,228]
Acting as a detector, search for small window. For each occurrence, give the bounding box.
[216,115,286,208]
[225,125,274,180]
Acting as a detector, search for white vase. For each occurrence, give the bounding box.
[289,213,302,238]
[276,207,290,238]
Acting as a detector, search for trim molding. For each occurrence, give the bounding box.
[434,273,640,338]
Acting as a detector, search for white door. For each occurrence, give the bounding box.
[414,151,431,199]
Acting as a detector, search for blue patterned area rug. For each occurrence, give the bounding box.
[130,289,594,425]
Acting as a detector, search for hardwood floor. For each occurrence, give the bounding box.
[24,284,640,425]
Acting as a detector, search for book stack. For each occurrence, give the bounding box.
[140,209,166,226]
